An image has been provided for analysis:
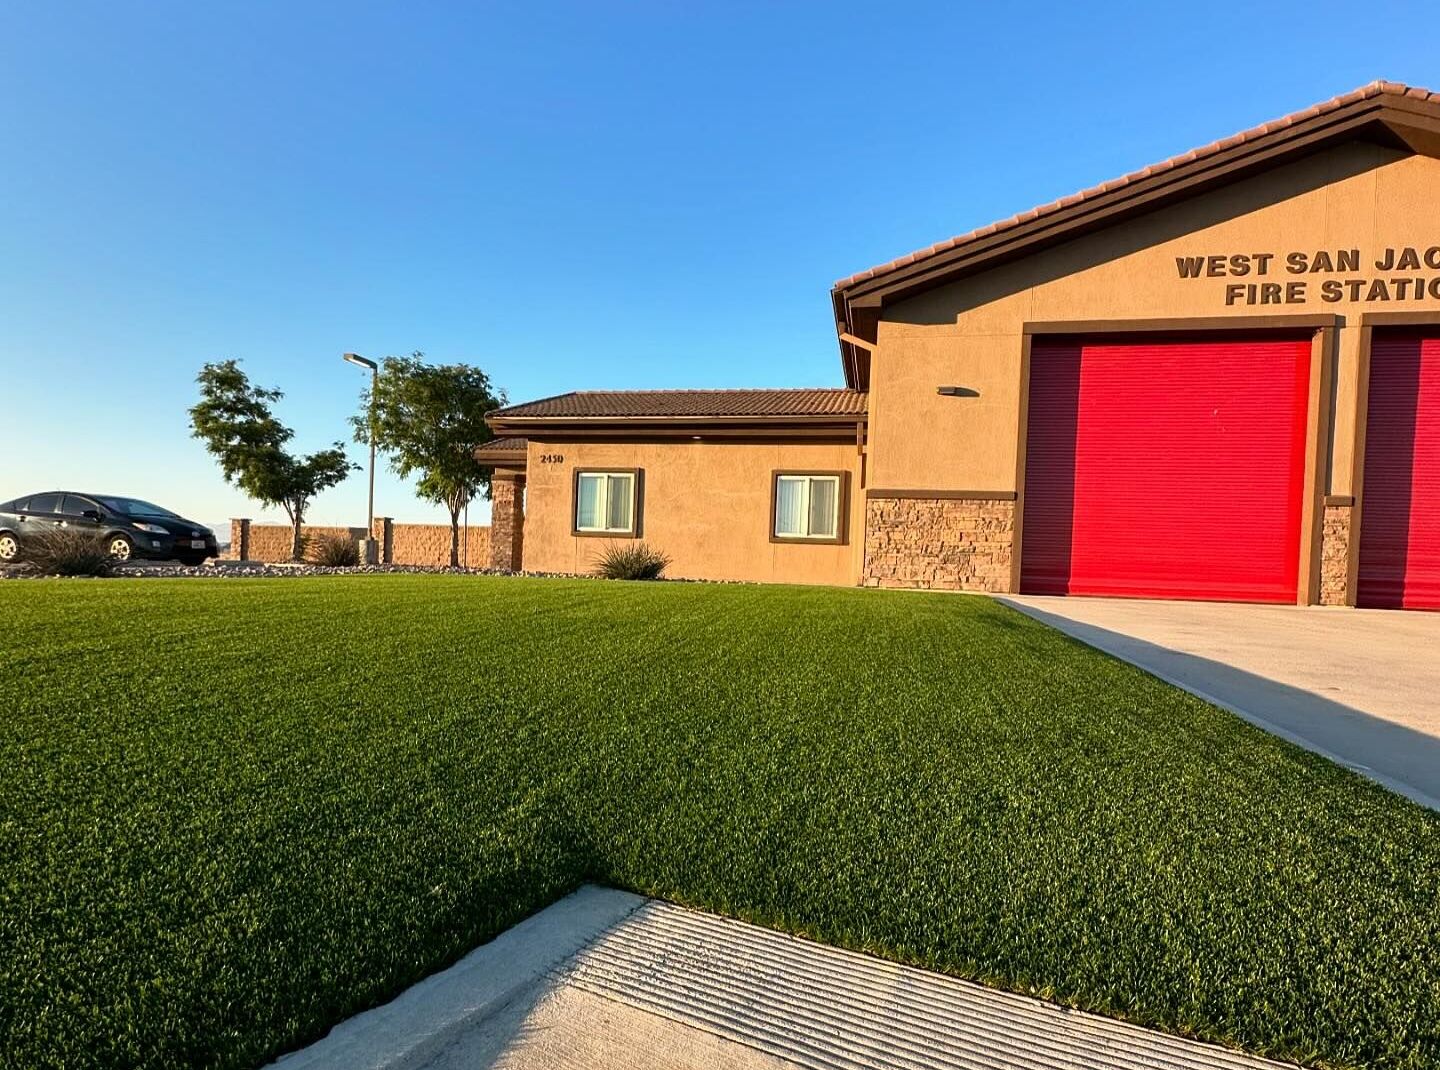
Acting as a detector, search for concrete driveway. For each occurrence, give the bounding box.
[1000,596,1440,809]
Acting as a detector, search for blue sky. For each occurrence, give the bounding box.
[3,2,1438,530]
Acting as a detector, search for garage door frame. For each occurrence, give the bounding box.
[1013,315,1339,605]
[1350,311,1440,607]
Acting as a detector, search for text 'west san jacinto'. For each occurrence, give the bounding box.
[1176,248,1440,305]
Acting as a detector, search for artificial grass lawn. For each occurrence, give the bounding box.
[1,577,1437,1070]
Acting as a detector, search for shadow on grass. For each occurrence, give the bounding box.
[998,597,1440,811]
[267,790,602,1069]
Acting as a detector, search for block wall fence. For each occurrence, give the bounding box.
[227,517,491,568]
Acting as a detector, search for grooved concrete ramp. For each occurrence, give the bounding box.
[273,886,1294,1070]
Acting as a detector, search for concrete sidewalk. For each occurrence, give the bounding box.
[1000,596,1440,809]
[272,885,1294,1070]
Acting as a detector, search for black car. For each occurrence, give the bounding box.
[0,492,217,565]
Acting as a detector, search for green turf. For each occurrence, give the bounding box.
[1,576,1437,1069]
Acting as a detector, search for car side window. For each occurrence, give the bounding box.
[60,495,99,517]
[26,493,62,514]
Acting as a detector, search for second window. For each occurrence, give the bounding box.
[773,473,841,541]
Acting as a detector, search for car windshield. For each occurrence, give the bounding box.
[95,497,180,519]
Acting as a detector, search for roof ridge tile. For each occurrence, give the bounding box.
[560,386,858,395]
[489,386,868,422]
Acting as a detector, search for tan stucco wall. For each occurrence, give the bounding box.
[226,520,489,566]
[869,143,1440,497]
[522,439,864,586]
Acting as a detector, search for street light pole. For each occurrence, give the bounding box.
[343,352,380,562]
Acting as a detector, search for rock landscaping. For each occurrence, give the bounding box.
[1,561,517,580]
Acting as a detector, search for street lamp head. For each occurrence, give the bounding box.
[343,352,378,371]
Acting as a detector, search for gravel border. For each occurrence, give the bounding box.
[0,561,562,581]
[0,561,729,582]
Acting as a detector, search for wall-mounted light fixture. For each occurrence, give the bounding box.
[937,386,979,397]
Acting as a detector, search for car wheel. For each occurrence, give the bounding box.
[0,532,19,562]
[107,534,134,560]
[177,553,208,567]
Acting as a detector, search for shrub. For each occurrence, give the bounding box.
[23,528,114,577]
[592,541,670,580]
[306,532,360,567]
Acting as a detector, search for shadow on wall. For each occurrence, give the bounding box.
[1017,340,1080,593]
[997,597,1440,811]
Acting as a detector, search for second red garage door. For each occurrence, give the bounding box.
[1357,331,1440,610]
[1021,334,1312,602]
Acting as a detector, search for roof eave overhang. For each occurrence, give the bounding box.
[831,94,1440,390]
[486,413,866,440]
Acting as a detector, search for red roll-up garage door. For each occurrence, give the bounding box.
[1358,332,1440,610]
[1021,334,1312,602]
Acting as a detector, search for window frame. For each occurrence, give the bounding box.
[770,470,848,545]
[24,493,63,515]
[572,468,642,538]
[59,494,101,518]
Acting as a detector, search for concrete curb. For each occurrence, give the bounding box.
[269,887,646,1069]
[271,886,1295,1070]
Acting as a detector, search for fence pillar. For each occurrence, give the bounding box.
[371,516,394,564]
[488,474,525,571]
[231,518,251,561]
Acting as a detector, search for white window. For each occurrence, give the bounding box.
[773,474,841,541]
[575,471,637,534]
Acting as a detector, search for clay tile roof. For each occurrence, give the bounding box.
[832,80,1439,293]
[489,388,867,421]
[473,436,527,456]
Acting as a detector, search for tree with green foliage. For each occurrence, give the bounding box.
[352,353,505,568]
[190,360,354,560]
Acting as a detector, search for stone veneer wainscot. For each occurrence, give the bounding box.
[863,496,1015,592]
[488,475,526,571]
[1319,503,1354,606]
